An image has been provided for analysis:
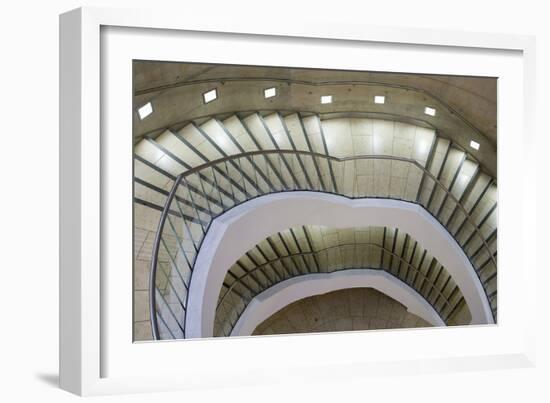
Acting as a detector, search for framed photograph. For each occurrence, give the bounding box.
[60,7,536,396]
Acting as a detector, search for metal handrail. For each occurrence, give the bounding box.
[216,242,455,312]
[156,149,496,268]
[148,149,496,339]
[149,176,181,340]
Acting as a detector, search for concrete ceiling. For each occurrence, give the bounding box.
[133,61,497,176]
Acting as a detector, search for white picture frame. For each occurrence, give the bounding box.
[59,6,537,396]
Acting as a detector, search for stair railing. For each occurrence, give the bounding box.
[147,150,496,340]
[215,241,464,336]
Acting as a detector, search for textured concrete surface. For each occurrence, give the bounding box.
[252,287,432,335]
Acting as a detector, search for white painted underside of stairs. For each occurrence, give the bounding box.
[186,192,494,339]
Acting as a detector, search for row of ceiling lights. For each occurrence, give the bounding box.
[264,87,390,108]
[137,86,480,151]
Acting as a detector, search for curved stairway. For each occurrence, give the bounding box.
[133,111,497,340]
[214,225,471,337]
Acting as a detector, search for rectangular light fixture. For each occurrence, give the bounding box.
[264,87,277,98]
[321,95,333,104]
[424,106,436,116]
[203,88,218,103]
[470,140,480,150]
[137,102,153,120]
[374,95,385,104]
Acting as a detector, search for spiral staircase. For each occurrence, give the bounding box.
[133,110,497,341]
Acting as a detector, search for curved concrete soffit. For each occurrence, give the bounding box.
[136,78,493,149]
[230,269,445,337]
[185,192,494,339]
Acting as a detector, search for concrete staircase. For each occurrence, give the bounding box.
[214,225,471,337]
[132,112,497,340]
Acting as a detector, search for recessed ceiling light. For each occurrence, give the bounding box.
[203,88,218,103]
[470,140,480,150]
[137,102,153,120]
[321,95,333,104]
[374,95,385,104]
[264,87,277,98]
[424,106,436,116]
